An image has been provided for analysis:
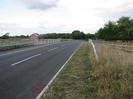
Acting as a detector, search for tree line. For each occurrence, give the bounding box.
[40,30,95,40]
[96,16,133,41]
[0,33,29,39]
[0,30,95,40]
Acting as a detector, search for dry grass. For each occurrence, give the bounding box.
[97,41,133,52]
[89,41,133,99]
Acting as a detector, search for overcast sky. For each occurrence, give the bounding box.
[0,0,133,36]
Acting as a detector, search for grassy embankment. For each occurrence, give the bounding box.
[0,45,33,51]
[0,44,34,51]
[42,41,133,99]
[0,39,33,51]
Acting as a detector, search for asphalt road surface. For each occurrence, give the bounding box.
[0,40,83,99]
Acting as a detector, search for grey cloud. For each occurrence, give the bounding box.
[21,0,59,10]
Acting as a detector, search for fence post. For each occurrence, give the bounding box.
[89,39,99,61]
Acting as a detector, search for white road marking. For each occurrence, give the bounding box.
[11,53,41,66]
[0,43,59,57]
[48,47,58,52]
[36,42,83,99]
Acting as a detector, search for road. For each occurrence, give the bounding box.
[0,40,82,99]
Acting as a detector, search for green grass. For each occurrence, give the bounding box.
[41,43,95,99]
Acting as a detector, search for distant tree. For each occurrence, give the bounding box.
[1,33,10,39]
[10,35,29,39]
[86,33,95,40]
[41,31,87,40]
[72,30,85,39]
[41,33,72,39]
[19,35,29,38]
[41,33,57,39]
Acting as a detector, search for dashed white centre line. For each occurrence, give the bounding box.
[48,47,58,52]
[11,53,42,66]
[11,47,59,66]
[0,43,59,57]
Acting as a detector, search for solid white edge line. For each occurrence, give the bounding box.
[35,42,83,99]
[11,53,41,66]
[0,42,60,57]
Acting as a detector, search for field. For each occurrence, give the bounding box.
[90,41,133,99]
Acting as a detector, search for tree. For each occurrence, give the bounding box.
[41,33,72,39]
[86,33,95,40]
[72,30,85,39]
[117,16,133,40]
[96,16,133,40]
[96,21,118,40]
[1,33,10,39]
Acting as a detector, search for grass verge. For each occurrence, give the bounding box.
[0,44,33,52]
[41,43,95,99]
